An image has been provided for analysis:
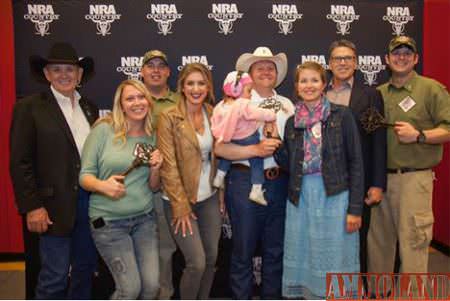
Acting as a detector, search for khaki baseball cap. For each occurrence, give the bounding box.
[142,50,168,65]
[388,36,417,53]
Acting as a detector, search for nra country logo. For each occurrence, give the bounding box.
[208,3,243,35]
[268,4,303,35]
[146,4,182,36]
[383,7,414,36]
[23,4,60,36]
[326,5,360,36]
[177,56,214,71]
[301,54,329,70]
[358,55,386,86]
[116,56,143,80]
[85,4,121,36]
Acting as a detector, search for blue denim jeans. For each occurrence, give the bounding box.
[225,167,288,299]
[90,210,159,300]
[218,131,264,185]
[35,187,97,300]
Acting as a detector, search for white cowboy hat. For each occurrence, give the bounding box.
[235,46,288,87]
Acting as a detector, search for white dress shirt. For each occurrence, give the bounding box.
[51,85,91,156]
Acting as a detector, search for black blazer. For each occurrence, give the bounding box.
[9,89,99,235]
[347,80,387,191]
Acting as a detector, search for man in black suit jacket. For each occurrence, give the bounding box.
[9,43,99,299]
[326,40,387,276]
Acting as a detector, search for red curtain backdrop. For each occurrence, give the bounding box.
[0,0,449,252]
[424,0,450,247]
[0,0,23,253]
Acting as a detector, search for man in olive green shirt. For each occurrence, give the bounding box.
[368,36,450,277]
[141,49,181,128]
[141,50,180,299]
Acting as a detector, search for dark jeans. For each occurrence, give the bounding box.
[218,131,264,185]
[35,187,97,300]
[164,193,222,299]
[225,167,288,299]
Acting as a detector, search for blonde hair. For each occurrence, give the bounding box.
[94,79,154,145]
[176,63,215,104]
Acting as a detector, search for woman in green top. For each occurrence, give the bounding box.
[80,79,163,299]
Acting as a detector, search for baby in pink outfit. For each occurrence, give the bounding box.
[211,71,276,205]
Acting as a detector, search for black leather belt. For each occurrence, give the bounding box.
[230,164,283,180]
[387,168,430,174]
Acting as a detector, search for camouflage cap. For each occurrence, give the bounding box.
[388,36,417,53]
[142,50,168,65]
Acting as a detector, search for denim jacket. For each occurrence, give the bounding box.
[274,102,364,215]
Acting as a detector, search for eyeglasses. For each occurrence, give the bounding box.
[331,56,355,63]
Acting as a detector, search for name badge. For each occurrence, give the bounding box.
[311,122,322,139]
[398,96,416,112]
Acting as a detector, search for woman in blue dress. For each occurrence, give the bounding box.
[274,61,364,299]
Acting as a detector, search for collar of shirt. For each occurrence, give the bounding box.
[327,76,354,92]
[388,71,417,92]
[251,88,278,102]
[51,85,81,107]
[152,88,177,103]
[50,85,90,156]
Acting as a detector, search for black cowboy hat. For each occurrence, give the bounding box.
[29,42,95,83]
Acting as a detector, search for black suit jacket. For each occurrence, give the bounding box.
[9,89,99,235]
[348,80,387,191]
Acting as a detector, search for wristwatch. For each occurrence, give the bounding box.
[416,130,426,144]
